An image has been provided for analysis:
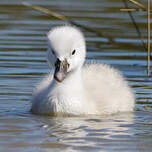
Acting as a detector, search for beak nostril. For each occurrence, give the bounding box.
[54,58,69,70]
[67,63,70,68]
[64,59,69,69]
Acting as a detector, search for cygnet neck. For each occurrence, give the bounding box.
[64,67,82,85]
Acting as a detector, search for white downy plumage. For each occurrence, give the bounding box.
[31,25,135,116]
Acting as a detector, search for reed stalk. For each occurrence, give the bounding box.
[120,8,141,11]
[122,0,147,51]
[147,0,151,76]
[120,8,152,12]
[128,0,146,9]
[22,2,114,43]
[132,86,152,89]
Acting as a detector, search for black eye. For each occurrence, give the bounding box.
[72,50,76,55]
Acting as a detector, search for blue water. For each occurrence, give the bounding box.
[0,0,152,151]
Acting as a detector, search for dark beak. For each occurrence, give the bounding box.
[54,58,69,83]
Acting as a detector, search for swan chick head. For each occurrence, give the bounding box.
[47,25,86,82]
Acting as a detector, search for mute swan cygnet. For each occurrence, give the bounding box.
[31,25,135,116]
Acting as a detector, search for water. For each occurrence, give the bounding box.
[0,0,152,151]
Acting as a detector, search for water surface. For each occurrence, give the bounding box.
[0,0,152,151]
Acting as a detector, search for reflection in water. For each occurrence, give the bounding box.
[0,111,152,152]
[38,113,135,151]
[44,113,134,139]
[30,112,152,152]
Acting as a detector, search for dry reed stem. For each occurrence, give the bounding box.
[120,8,140,11]
[23,2,68,21]
[120,8,152,12]
[22,2,114,43]
[147,0,151,76]
[123,0,147,51]
[132,86,152,89]
[128,0,146,9]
